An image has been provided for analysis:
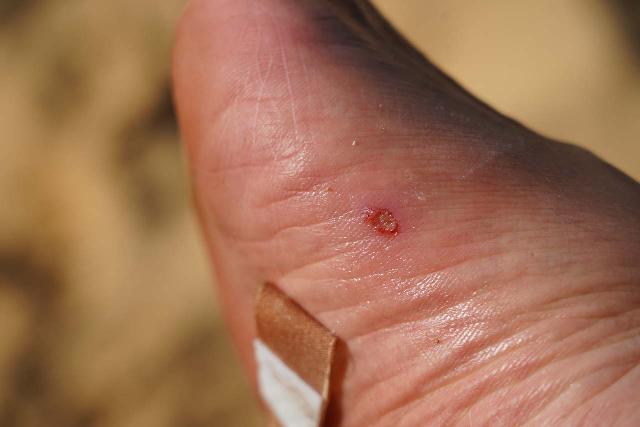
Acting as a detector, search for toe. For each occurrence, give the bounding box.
[173,1,640,425]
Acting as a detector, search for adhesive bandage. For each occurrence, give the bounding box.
[254,283,336,427]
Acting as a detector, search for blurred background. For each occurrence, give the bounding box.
[0,0,638,426]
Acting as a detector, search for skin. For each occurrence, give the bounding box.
[172,0,640,425]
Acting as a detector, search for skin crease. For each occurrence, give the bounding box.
[172,0,640,425]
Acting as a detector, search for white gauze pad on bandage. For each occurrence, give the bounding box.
[254,339,322,427]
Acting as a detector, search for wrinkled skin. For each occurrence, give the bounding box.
[172,0,640,425]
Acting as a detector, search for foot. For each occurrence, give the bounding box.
[173,0,640,425]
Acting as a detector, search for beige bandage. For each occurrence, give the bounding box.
[254,282,336,427]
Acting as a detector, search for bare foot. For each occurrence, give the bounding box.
[173,0,640,425]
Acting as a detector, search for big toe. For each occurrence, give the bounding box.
[173,1,640,426]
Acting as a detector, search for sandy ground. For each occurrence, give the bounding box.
[0,1,638,426]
